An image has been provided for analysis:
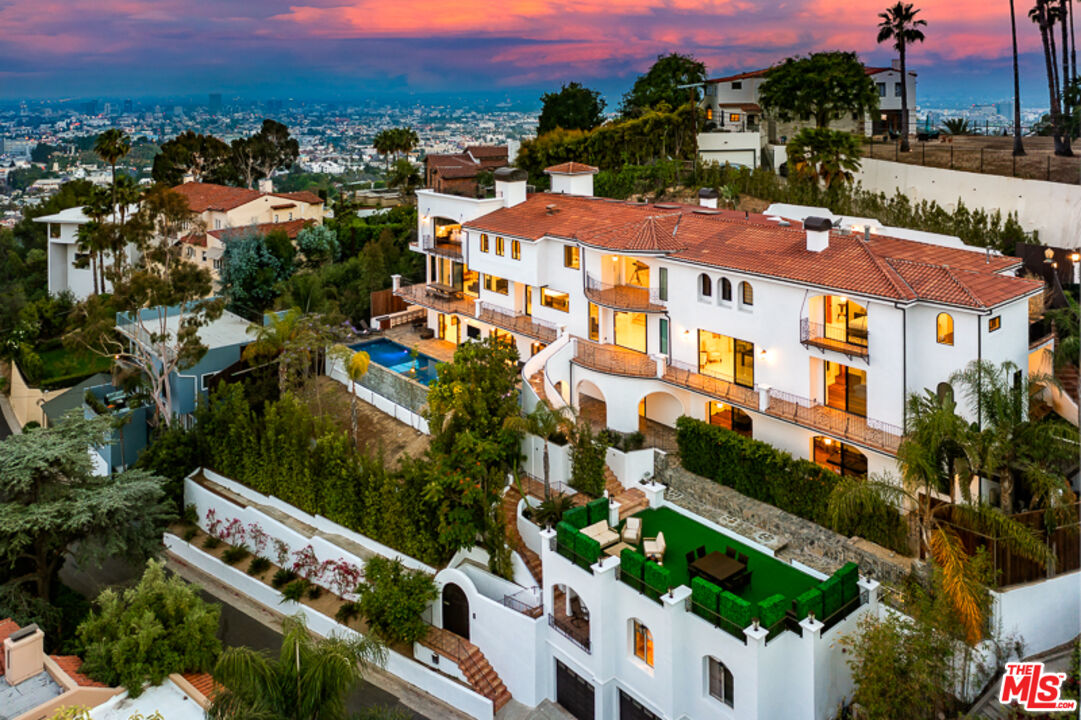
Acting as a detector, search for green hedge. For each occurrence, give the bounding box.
[574,532,601,569]
[586,497,608,526]
[837,562,860,603]
[556,522,577,559]
[676,416,839,525]
[621,548,645,580]
[794,588,823,621]
[564,505,588,530]
[720,591,753,628]
[821,576,842,618]
[691,577,719,619]
[757,594,787,628]
[643,561,670,600]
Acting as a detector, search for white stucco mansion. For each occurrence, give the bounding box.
[400,163,1042,482]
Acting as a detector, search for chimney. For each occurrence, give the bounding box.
[891,58,902,71]
[546,163,598,197]
[4,624,45,685]
[698,187,719,209]
[493,166,528,208]
[804,216,832,252]
[258,178,274,194]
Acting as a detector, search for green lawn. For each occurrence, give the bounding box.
[37,346,113,387]
[634,506,819,605]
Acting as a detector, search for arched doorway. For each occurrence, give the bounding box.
[575,379,607,430]
[442,583,470,640]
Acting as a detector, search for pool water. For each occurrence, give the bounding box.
[351,338,441,385]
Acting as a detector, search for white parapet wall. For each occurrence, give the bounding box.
[991,570,1081,656]
[854,157,1081,249]
[165,534,494,720]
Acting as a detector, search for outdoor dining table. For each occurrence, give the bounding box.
[688,551,745,588]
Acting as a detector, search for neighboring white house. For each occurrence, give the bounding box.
[401,163,1042,482]
[699,60,918,164]
[34,205,140,299]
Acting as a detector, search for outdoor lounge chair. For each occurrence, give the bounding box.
[582,520,619,549]
[622,517,642,545]
[643,531,666,563]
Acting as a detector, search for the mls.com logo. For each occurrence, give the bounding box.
[999,662,1078,712]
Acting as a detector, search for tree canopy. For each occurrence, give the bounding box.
[221,231,285,315]
[77,559,221,696]
[619,53,707,118]
[758,51,879,128]
[151,131,233,185]
[0,413,173,600]
[538,82,607,134]
[786,127,864,188]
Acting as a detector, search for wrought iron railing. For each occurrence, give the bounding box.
[573,339,656,378]
[419,233,463,258]
[418,612,499,700]
[820,589,869,634]
[663,358,759,408]
[584,272,665,311]
[478,302,558,342]
[503,586,543,617]
[686,598,751,643]
[764,389,902,454]
[548,613,591,653]
[395,283,475,316]
[800,318,870,358]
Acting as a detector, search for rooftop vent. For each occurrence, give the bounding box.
[654,203,681,209]
[545,204,560,215]
[693,209,720,215]
[804,216,832,252]
[698,187,719,209]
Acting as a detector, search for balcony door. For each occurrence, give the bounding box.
[824,361,866,417]
[614,312,647,353]
[823,296,868,347]
[698,330,754,388]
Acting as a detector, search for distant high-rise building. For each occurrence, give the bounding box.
[123,99,133,113]
[173,105,183,117]
[102,102,113,116]
[209,93,222,112]
[82,100,97,116]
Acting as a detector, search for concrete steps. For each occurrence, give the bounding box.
[422,626,512,712]
[604,466,649,520]
[502,485,544,586]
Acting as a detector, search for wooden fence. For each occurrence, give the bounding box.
[370,288,409,319]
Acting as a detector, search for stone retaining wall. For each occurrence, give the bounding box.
[358,362,428,414]
[654,453,919,588]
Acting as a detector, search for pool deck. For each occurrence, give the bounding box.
[383,325,458,364]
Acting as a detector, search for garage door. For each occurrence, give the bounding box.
[556,660,595,720]
[619,689,661,720]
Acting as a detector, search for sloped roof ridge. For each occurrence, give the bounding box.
[886,256,982,306]
[854,239,916,300]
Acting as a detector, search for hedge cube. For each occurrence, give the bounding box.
[722,591,752,628]
[643,561,670,601]
[586,497,608,525]
[564,505,588,530]
[794,588,823,620]
[556,522,577,559]
[820,576,842,618]
[575,532,601,568]
[621,548,645,580]
[757,593,787,628]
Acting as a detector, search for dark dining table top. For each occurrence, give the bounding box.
[690,551,745,585]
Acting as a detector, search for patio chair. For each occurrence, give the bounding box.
[582,520,619,549]
[737,552,749,566]
[725,547,737,559]
[696,545,707,559]
[685,550,697,566]
[622,517,642,545]
[643,532,666,563]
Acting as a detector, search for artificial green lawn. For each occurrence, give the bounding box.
[633,506,819,605]
[38,345,113,387]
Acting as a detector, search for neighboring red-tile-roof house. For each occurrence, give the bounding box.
[425,145,509,196]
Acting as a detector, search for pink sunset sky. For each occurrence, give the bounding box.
[0,0,1057,103]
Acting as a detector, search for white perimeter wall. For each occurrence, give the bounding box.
[992,571,1081,656]
[855,158,1081,249]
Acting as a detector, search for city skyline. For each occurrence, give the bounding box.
[0,0,1066,105]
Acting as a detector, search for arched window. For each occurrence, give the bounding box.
[632,620,653,666]
[936,313,954,345]
[699,273,712,299]
[740,281,753,307]
[720,277,732,302]
[707,657,734,707]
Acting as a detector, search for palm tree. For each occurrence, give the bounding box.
[208,614,386,720]
[1031,0,1074,155]
[386,159,421,198]
[94,128,131,222]
[502,400,577,500]
[950,359,1077,514]
[786,127,863,188]
[877,2,927,152]
[828,390,1054,645]
[941,118,974,136]
[1011,0,1027,155]
[330,344,370,445]
[76,187,114,296]
[109,174,143,276]
[243,308,302,392]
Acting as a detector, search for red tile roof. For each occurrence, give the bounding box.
[0,618,19,646]
[545,162,599,175]
[173,183,263,212]
[463,194,1040,309]
[181,671,220,699]
[179,219,313,247]
[426,154,485,180]
[51,655,108,687]
[274,191,323,205]
[466,145,509,160]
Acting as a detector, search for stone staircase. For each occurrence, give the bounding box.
[502,484,544,585]
[1057,363,1079,402]
[421,626,513,713]
[605,466,648,520]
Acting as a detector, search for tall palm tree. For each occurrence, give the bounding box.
[109,174,143,276]
[1031,0,1074,155]
[877,2,927,153]
[208,614,386,720]
[243,308,302,392]
[94,128,131,222]
[76,187,114,296]
[503,400,577,500]
[950,359,1077,514]
[330,344,370,445]
[828,390,1053,645]
[1011,0,1027,155]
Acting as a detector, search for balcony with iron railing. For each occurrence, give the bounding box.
[572,338,657,378]
[395,282,476,317]
[764,388,902,455]
[662,359,760,409]
[478,302,558,343]
[584,273,666,312]
[415,233,464,259]
[800,318,870,360]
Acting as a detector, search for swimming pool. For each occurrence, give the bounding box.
[350,338,441,385]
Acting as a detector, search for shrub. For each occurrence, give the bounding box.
[272,568,297,588]
[247,523,269,558]
[356,557,438,645]
[201,536,221,550]
[281,579,310,603]
[570,423,609,497]
[335,601,360,624]
[222,545,250,565]
[77,560,220,696]
[246,556,271,576]
[182,504,198,525]
[306,584,323,600]
[182,527,198,542]
[531,494,575,528]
